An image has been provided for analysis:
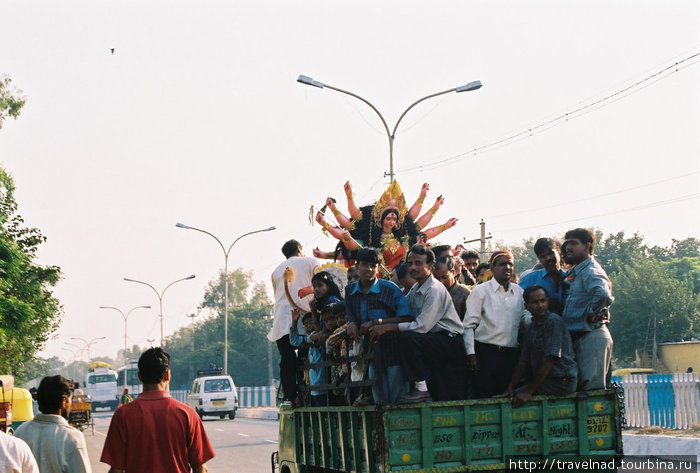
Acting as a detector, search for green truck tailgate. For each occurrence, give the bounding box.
[277,389,623,473]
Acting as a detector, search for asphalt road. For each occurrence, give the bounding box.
[85,408,279,473]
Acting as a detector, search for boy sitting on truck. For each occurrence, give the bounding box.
[495,285,578,407]
[290,311,327,407]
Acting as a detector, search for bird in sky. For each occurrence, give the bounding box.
[110,48,115,54]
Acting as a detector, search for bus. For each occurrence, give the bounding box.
[116,361,142,398]
[84,367,118,410]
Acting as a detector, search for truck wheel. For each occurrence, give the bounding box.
[229,410,236,420]
[219,413,226,419]
[197,409,203,419]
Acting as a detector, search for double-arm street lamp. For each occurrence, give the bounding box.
[70,336,106,381]
[176,223,276,375]
[297,75,483,182]
[123,275,195,347]
[99,305,151,363]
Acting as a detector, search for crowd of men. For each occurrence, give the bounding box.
[269,227,614,407]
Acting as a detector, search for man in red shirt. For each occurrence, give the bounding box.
[100,348,215,473]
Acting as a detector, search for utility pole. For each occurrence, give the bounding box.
[186,313,197,382]
[463,219,493,263]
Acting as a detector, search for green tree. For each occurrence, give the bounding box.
[0,167,63,377]
[165,269,277,388]
[609,258,700,364]
[594,231,649,275]
[0,76,25,129]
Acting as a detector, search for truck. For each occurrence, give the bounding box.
[85,366,118,410]
[274,387,624,473]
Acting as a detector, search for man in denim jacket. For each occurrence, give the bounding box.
[562,228,613,391]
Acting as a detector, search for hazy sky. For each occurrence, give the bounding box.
[1,0,699,364]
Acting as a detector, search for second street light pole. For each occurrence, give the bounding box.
[176,223,276,375]
[297,75,482,182]
[123,275,196,346]
[99,305,151,363]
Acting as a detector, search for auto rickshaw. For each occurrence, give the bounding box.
[68,392,94,434]
[0,375,14,434]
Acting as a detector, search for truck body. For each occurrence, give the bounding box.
[276,388,623,473]
[84,367,118,410]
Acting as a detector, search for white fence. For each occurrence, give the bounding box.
[237,386,277,408]
[612,373,700,429]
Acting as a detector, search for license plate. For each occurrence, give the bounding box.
[212,400,225,406]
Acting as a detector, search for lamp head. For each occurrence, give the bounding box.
[297,75,325,89]
[175,223,191,229]
[186,274,196,280]
[456,80,483,93]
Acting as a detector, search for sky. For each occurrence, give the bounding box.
[1,0,699,364]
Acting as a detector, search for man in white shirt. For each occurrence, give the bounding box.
[0,430,39,473]
[464,250,530,398]
[267,239,318,404]
[15,375,92,473]
[370,245,466,403]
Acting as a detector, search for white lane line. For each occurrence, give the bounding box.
[265,440,277,444]
[215,429,225,432]
[237,433,249,437]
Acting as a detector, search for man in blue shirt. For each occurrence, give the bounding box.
[562,228,613,391]
[346,247,413,405]
[519,238,567,315]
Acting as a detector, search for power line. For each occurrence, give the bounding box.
[495,193,700,235]
[486,170,700,220]
[396,52,700,175]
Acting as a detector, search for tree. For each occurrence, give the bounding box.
[0,76,25,129]
[594,231,649,275]
[609,258,700,364]
[165,269,276,388]
[0,167,63,377]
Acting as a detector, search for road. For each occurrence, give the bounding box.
[85,408,279,473]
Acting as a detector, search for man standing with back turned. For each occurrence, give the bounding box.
[268,239,318,404]
[101,347,215,473]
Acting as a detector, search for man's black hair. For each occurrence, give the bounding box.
[138,347,171,384]
[355,247,380,264]
[475,262,490,276]
[523,284,549,303]
[461,250,480,262]
[408,244,435,264]
[37,375,73,414]
[435,256,454,271]
[395,261,409,280]
[281,239,302,258]
[533,237,560,257]
[564,228,596,254]
[431,244,452,257]
[301,311,313,321]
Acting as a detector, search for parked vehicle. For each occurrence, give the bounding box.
[116,361,141,398]
[274,388,624,473]
[187,369,238,420]
[85,366,118,411]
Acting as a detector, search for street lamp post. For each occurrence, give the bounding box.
[176,223,276,375]
[297,75,482,182]
[70,336,106,381]
[99,305,151,364]
[61,347,80,381]
[146,338,155,347]
[123,275,196,346]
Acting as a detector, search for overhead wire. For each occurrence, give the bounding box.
[395,52,700,175]
[485,171,700,220]
[495,193,700,235]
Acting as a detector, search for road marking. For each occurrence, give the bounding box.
[265,440,277,443]
[237,433,249,437]
[215,429,225,432]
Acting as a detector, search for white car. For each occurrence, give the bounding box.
[187,374,238,420]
